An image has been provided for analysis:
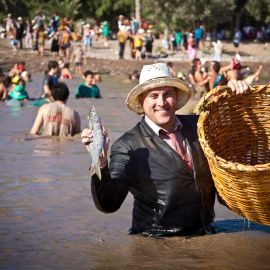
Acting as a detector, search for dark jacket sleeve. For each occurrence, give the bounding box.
[91,139,131,213]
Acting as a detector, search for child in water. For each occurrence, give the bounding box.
[60,63,72,80]
[7,79,29,101]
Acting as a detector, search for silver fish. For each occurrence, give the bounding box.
[87,106,104,179]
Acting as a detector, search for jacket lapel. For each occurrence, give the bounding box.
[177,115,200,177]
[140,117,194,175]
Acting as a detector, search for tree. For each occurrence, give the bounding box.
[245,0,270,24]
[24,0,82,19]
[141,0,235,34]
[234,0,248,30]
[135,0,141,25]
[0,0,28,18]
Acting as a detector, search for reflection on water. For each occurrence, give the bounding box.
[0,74,270,270]
[214,219,270,233]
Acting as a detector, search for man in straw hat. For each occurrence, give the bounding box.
[81,63,248,236]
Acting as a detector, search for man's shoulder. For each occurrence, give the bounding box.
[120,121,141,136]
[40,101,52,109]
[92,84,100,90]
[38,101,53,114]
[113,121,142,147]
[77,83,88,89]
[76,83,89,94]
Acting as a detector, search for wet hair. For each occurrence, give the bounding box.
[48,60,59,71]
[211,61,220,73]
[192,58,201,66]
[63,63,70,69]
[2,76,12,87]
[50,82,69,101]
[18,78,26,87]
[58,58,65,66]
[83,70,94,78]
[128,70,139,80]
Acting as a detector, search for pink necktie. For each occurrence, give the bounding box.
[166,131,193,173]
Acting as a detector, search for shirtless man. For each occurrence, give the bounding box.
[30,82,81,136]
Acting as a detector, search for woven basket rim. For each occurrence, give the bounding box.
[197,84,270,172]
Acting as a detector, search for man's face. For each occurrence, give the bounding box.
[85,75,94,85]
[141,86,177,131]
[195,61,202,69]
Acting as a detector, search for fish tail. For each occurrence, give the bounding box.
[89,165,102,180]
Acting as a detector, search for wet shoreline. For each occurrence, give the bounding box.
[1,38,270,82]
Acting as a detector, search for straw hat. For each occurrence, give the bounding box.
[126,63,191,114]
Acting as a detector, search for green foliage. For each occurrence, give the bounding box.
[141,0,235,32]
[25,0,82,19]
[0,0,269,33]
[0,12,6,22]
[94,0,132,21]
[245,0,270,24]
[0,0,28,17]
[53,0,82,19]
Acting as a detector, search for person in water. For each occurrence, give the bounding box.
[81,63,248,236]
[30,82,81,136]
[7,79,29,101]
[75,70,101,98]
[41,60,59,99]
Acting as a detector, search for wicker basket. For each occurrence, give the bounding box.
[195,85,270,226]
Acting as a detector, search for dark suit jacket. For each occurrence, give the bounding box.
[91,115,216,235]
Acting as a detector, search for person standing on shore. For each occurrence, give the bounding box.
[4,13,13,38]
[81,63,248,236]
[102,21,110,47]
[144,29,154,58]
[212,39,222,62]
[117,30,127,59]
[70,44,85,77]
[233,28,242,51]
[194,23,204,49]
[24,19,33,50]
[187,33,197,61]
[37,25,46,57]
[82,24,92,54]
[175,30,183,51]
[15,17,24,49]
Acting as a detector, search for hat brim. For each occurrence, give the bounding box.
[126,77,191,114]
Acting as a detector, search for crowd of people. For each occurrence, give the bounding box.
[0,58,102,136]
[185,55,263,97]
[164,54,263,98]
[0,12,267,136]
[2,12,270,63]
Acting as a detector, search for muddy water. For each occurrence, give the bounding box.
[0,74,270,270]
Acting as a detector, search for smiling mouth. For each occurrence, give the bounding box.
[155,108,169,113]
